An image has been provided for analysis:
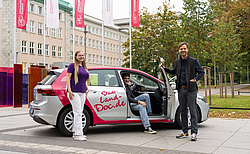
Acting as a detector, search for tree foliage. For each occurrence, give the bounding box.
[122,1,179,77]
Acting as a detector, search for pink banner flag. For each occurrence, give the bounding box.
[103,0,114,26]
[47,0,59,28]
[75,0,85,28]
[16,0,28,29]
[131,0,139,27]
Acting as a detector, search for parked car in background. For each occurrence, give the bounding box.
[29,67,209,136]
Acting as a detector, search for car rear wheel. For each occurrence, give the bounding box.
[174,107,200,129]
[58,107,90,136]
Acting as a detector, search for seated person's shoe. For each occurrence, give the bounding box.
[191,133,197,141]
[148,112,153,116]
[176,132,188,138]
[144,127,156,134]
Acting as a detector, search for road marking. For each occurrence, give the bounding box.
[0,140,127,154]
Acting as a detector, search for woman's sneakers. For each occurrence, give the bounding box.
[144,127,157,134]
[176,132,189,138]
[191,133,197,141]
[73,134,87,141]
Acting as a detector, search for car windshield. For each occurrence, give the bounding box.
[39,71,58,85]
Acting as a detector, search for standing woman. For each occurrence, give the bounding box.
[66,51,89,141]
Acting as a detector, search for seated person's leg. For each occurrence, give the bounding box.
[130,104,150,129]
[135,94,152,115]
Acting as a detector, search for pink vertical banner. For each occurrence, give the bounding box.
[47,0,59,28]
[131,0,139,27]
[75,0,85,28]
[16,0,28,29]
[103,0,114,26]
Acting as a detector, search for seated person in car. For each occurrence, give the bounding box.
[122,73,156,134]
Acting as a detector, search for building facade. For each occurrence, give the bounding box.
[0,0,128,73]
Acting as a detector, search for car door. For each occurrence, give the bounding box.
[87,69,128,120]
[160,66,175,120]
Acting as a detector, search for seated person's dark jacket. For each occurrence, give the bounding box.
[125,85,138,104]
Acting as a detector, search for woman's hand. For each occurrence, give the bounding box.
[69,91,74,100]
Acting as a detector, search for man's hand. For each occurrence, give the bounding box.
[159,65,165,69]
[190,78,196,82]
[139,101,147,108]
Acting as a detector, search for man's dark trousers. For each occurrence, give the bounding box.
[178,88,198,135]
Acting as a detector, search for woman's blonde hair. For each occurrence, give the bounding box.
[74,51,90,85]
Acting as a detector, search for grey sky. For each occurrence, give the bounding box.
[65,0,184,19]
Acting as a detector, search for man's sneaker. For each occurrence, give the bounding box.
[144,127,157,134]
[176,132,189,138]
[191,133,197,141]
[73,135,87,141]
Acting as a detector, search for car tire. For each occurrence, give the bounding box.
[58,107,90,136]
[174,107,201,129]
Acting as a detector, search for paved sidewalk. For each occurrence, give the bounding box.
[0,106,250,154]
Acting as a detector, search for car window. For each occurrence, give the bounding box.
[89,70,119,87]
[39,71,58,85]
[130,74,158,88]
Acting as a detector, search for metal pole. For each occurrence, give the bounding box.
[84,25,87,61]
[102,1,104,66]
[247,64,249,83]
[118,29,121,67]
[129,0,132,69]
[214,60,216,88]
[43,0,46,66]
[14,0,16,64]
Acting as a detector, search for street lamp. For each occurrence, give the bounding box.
[118,27,129,67]
[84,25,91,62]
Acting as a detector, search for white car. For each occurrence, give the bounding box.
[29,67,209,136]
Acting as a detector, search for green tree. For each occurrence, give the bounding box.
[179,0,219,62]
[211,12,241,97]
[122,1,179,77]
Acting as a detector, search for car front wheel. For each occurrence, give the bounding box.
[58,107,90,136]
[174,107,200,129]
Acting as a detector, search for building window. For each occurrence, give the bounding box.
[117,58,119,66]
[80,37,83,46]
[92,55,95,63]
[59,13,61,20]
[58,28,62,38]
[75,35,78,45]
[92,40,95,48]
[70,35,73,44]
[114,58,116,66]
[104,56,106,65]
[113,33,115,39]
[100,41,102,50]
[96,29,99,34]
[52,46,56,57]
[110,32,112,38]
[38,43,42,55]
[38,6,42,15]
[58,47,62,57]
[96,41,99,49]
[104,42,106,51]
[96,55,99,64]
[88,39,91,47]
[52,28,56,37]
[92,27,95,33]
[22,62,28,74]
[45,25,49,36]
[107,57,109,65]
[70,21,73,27]
[116,34,118,40]
[45,44,49,56]
[88,54,91,63]
[30,4,34,12]
[117,45,119,53]
[100,56,102,65]
[30,42,34,54]
[99,29,102,35]
[107,43,109,51]
[110,44,112,52]
[22,41,27,53]
[30,21,34,33]
[110,57,113,65]
[88,26,91,32]
[107,32,109,37]
[38,23,42,34]
[113,45,115,53]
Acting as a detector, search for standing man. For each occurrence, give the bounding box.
[160,42,204,141]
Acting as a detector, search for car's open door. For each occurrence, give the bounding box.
[160,66,175,120]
